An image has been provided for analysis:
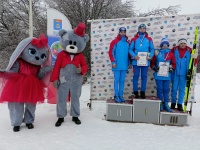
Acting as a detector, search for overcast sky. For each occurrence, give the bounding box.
[133,0,200,15]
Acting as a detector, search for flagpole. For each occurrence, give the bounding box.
[29,0,33,37]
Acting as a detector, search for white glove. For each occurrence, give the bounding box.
[191,53,198,59]
[154,50,159,56]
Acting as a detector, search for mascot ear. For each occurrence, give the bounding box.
[59,29,67,37]
[84,34,90,42]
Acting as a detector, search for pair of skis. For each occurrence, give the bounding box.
[184,26,199,113]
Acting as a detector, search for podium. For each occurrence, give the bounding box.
[106,96,189,126]
[106,99,133,122]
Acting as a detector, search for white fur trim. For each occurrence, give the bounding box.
[178,39,187,45]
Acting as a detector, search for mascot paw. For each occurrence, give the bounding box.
[42,66,53,72]
[53,80,59,88]
[76,67,81,74]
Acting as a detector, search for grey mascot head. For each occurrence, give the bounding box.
[6,34,52,86]
[58,22,89,54]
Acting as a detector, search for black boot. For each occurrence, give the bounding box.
[134,91,139,99]
[177,104,183,111]
[26,123,34,129]
[171,103,176,109]
[140,91,146,99]
[13,126,20,132]
[55,118,64,127]
[72,117,81,125]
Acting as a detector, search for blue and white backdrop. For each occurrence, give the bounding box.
[90,14,200,102]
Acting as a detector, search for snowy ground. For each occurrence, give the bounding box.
[0,84,200,150]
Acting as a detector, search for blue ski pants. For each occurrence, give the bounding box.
[171,75,187,104]
[113,70,127,96]
[155,80,170,102]
[133,66,149,92]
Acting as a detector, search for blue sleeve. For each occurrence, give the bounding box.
[149,40,155,59]
[129,41,136,59]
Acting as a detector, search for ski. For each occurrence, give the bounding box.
[184,26,199,112]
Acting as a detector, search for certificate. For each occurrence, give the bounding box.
[158,62,169,77]
[137,52,148,66]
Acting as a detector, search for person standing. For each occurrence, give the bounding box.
[109,27,130,103]
[129,24,154,99]
[151,38,176,112]
[171,38,198,111]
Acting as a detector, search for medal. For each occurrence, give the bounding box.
[140,35,145,47]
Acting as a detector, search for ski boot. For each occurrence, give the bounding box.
[134,91,139,99]
[119,96,125,103]
[114,96,121,103]
[140,91,146,99]
[170,103,176,109]
[164,102,172,112]
[177,104,183,111]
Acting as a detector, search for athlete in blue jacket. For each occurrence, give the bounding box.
[129,24,154,99]
[109,27,129,103]
[151,38,176,112]
[171,38,197,111]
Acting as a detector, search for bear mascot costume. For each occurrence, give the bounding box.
[50,22,89,126]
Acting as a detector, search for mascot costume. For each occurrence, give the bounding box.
[50,22,89,126]
[0,34,52,132]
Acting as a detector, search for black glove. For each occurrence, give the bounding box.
[153,67,159,72]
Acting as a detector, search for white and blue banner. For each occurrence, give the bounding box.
[47,8,72,66]
[47,8,72,104]
[90,14,200,102]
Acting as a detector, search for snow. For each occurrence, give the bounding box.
[0,83,200,150]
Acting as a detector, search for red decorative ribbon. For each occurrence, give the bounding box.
[31,34,48,48]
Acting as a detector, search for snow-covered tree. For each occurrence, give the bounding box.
[0,0,181,71]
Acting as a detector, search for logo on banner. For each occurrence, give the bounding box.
[53,19,62,36]
[54,19,62,30]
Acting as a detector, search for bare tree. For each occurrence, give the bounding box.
[138,5,181,17]
[0,0,46,69]
[45,0,181,76]
[45,0,136,76]
[0,0,181,72]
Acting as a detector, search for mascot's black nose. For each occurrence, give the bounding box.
[70,46,75,49]
[35,56,39,60]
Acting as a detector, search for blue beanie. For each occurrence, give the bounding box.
[119,27,126,33]
[160,38,170,47]
[138,24,146,31]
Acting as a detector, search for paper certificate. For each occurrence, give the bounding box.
[137,52,148,66]
[158,62,169,77]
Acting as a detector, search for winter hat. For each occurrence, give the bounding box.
[74,22,86,37]
[178,38,187,45]
[119,27,126,33]
[160,38,169,47]
[138,24,146,31]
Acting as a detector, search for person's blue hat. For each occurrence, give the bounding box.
[160,38,170,47]
[119,27,126,33]
[138,24,146,31]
